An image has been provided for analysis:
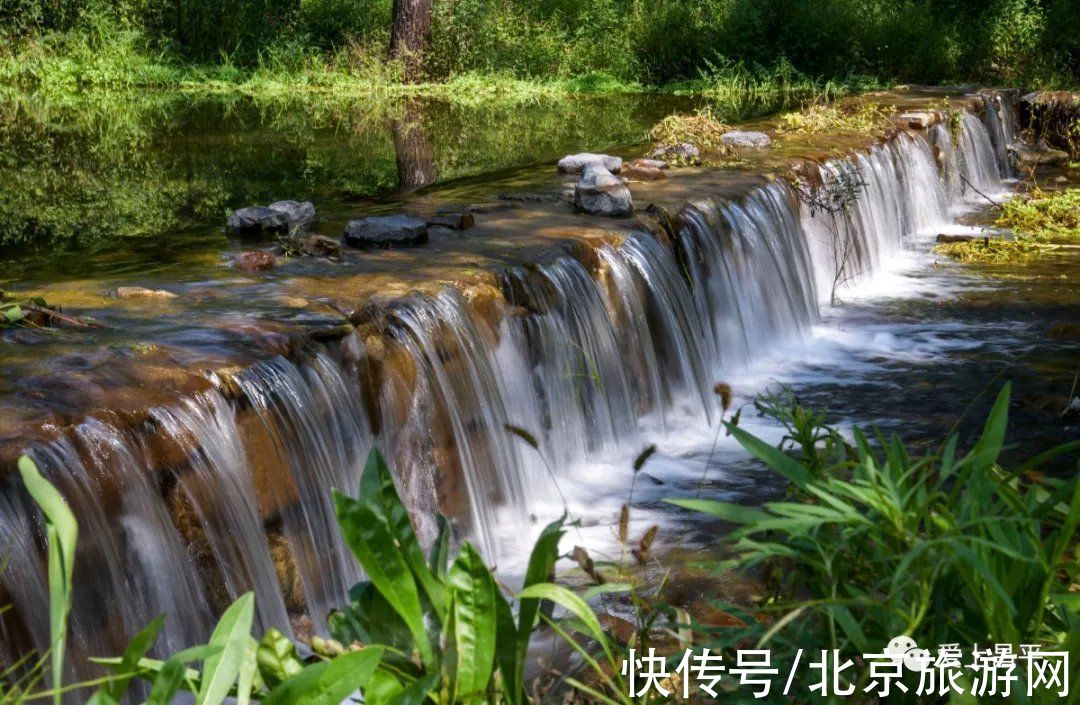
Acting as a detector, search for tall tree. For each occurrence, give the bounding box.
[390,0,433,82]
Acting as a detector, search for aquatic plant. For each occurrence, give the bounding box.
[996,187,1080,241]
[648,107,730,153]
[668,384,1080,695]
[933,238,1055,264]
[777,100,893,135]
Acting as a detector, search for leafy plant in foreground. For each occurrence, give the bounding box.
[668,383,1080,698]
[328,448,566,704]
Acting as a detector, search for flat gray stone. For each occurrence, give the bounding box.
[574,165,632,217]
[268,200,316,230]
[720,130,773,148]
[227,206,289,235]
[343,215,429,248]
[894,112,937,129]
[1008,142,1069,167]
[558,153,623,174]
[649,142,700,162]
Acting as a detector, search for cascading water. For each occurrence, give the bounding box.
[1,98,1008,689]
[981,92,1018,178]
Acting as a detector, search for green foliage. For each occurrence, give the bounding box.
[330,448,567,704]
[16,456,77,705]
[778,100,893,134]
[1,0,1078,92]
[997,187,1080,241]
[668,385,1080,694]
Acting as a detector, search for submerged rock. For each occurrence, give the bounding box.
[113,286,178,299]
[893,112,937,129]
[301,234,342,258]
[720,130,772,148]
[1008,141,1069,168]
[631,158,669,170]
[649,142,700,163]
[622,164,667,180]
[232,251,276,272]
[226,206,289,236]
[574,165,632,217]
[557,153,623,174]
[428,212,475,230]
[267,200,316,230]
[343,215,429,248]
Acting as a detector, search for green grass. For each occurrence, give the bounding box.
[997,187,1080,241]
[668,385,1080,700]
[935,188,1080,264]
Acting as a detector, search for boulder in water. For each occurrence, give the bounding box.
[1008,141,1069,168]
[622,163,667,180]
[267,200,316,230]
[113,286,178,299]
[300,234,342,258]
[720,130,772,148]
[226,206,289,236]
[428,212,476,230]
[558,153,623,174]
[343,215,429,248]
[232,251,276,272]
[631,158,669,170]
[893,112,937,129]
[649,142,700,163]
[574,165,633,217]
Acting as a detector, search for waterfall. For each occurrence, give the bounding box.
[1,101,1007,680]
[981,92,1018,178]
[958,112,1004,199]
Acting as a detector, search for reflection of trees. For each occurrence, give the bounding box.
[392,99,436,193]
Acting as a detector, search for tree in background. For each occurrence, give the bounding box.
[390,0,432,82]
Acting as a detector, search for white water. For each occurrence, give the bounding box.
[1,95,1016,677]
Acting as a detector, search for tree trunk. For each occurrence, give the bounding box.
[390,0,433,83]
[392,100,436,193]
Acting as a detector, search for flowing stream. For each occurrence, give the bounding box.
[1,93,1034,684]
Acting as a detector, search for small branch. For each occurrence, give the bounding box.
[21,303,99,329]
[959,174,1002,208]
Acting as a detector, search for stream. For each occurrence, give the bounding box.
[0,87,1077,692]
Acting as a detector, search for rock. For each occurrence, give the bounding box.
[649,142,700,162]
[557,153,623,174]
[936,233,989,244]
[267,200,316,230]
[1008,141,1069,168]
[113,286,177,299]
[343,215,428,248]
[574,165,633,217]
[226,206,289,236]
[630,158,669,170]
[622,164,667,180]
[301,234,342,258]
[232,251,275,272]
[720,130,773,148]
[893,111,937,129]
[428,212,475,230]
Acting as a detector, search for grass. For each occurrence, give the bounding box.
[668,384,1080,699]
[935,188,1080,264]
[934,238,1057,263]
[996,187,1080,241]
[648,107,730,150]
[778,99,894,134]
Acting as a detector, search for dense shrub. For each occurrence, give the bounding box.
[0,0,1077,87]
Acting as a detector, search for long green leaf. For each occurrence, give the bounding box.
[261,646,384,705]
[334,490,433,665]
[359,450,447,617]
[447,543,498,699]
[197,592,255,705]
[664,498,772,524]
[517,584,616,669]
[969,383,1010,473]
[101,614,165,701]
[725,423,813,486]
[19,455,77,705]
